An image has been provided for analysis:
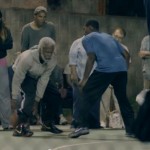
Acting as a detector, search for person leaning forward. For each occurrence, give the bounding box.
[68,20,134,138]
[11,37,62,137]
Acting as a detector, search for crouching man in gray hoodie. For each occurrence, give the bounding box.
[11,37,62,137]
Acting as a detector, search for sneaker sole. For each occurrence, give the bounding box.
[69,131,89,138]
[13,131,33,137]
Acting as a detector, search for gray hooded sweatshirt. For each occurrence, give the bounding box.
[12,46,57,102]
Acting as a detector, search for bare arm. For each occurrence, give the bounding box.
[79,52,95,87]
[66,73,73,87]
[139,50,150,58]
[122,49,130,68]
[70,65,78,85]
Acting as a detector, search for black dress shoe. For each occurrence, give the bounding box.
[41,122,63,134]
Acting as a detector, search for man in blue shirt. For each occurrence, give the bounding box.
[68,20,134,138]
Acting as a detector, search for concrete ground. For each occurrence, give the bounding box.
[0,125,150,150]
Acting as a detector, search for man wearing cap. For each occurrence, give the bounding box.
[21,6,56,51]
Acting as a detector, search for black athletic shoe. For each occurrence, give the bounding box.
[41,122,63,134]
[13,124,33,137]
[68,127,89,138]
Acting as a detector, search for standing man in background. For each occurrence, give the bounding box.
[112,27,131,64]
[21,6,56,52]
[139,35,150,89]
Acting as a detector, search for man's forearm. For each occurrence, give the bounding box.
[139,50,150,58]
[83,53,95,80]
[70,65,78,83]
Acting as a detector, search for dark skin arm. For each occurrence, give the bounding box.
[122,49,130,69]
[79,52,95,88]
[139,50,150,59]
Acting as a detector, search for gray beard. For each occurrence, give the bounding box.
[40,52,49,63]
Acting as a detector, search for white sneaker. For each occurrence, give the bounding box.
[59,115,68,125]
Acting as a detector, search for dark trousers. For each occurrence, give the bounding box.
[72,84,100,127]
[78,70,134,133]
[19,78,61,124]
[40,80,61,123]
[58,87,73,113]
[8,66,60,124]
[18,76,38,123]
[8,66,38,123]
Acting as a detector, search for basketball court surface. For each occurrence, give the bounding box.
[0,125,150,150]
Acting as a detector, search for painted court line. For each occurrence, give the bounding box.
[51,141,110,150]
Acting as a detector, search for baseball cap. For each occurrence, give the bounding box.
[34,6,47,15]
